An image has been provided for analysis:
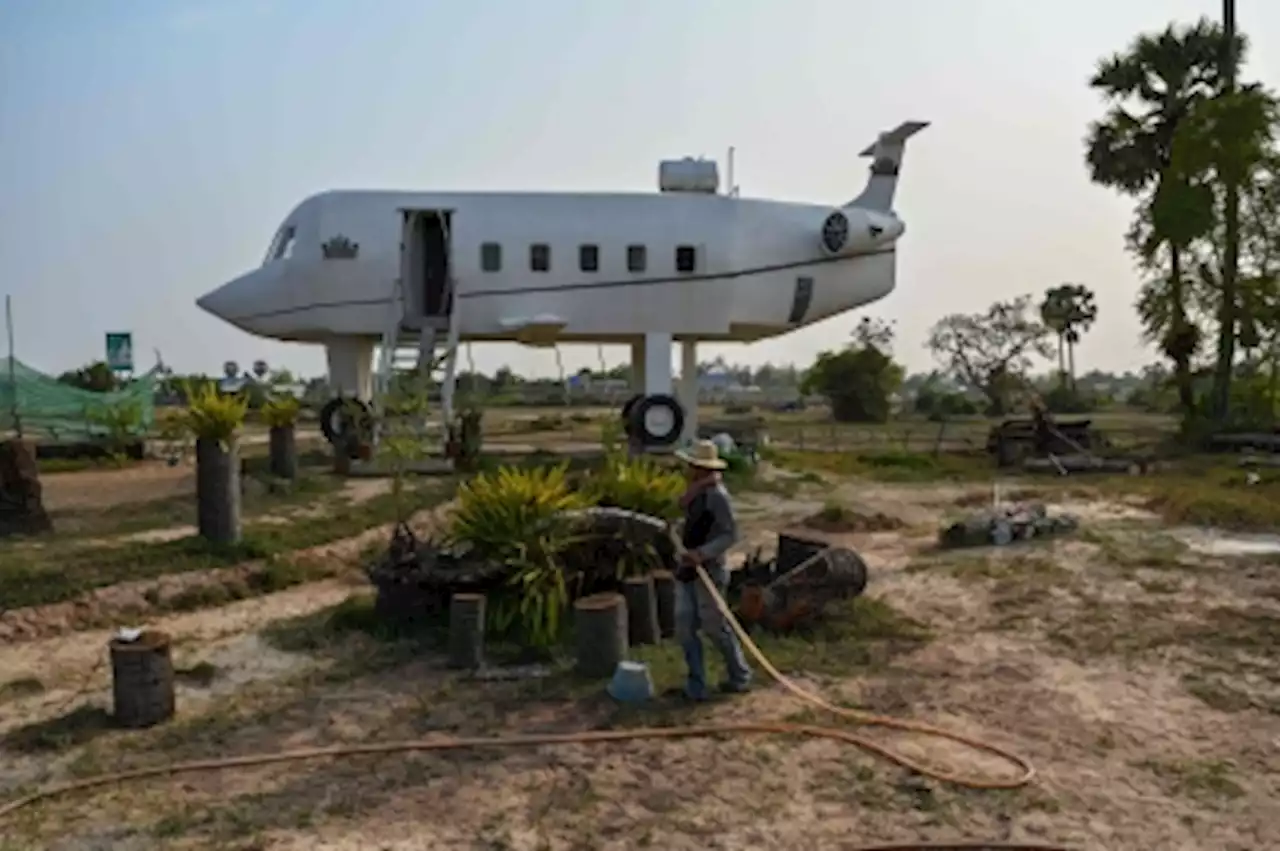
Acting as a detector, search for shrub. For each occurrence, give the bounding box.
[261,394,302,428]
[445,464,589,647]
[583,455,685,521]
[180,380,247,445]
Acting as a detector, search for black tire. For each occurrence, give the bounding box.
[319,397,373,451]
[619,393,643,436]
[627,394,685,447]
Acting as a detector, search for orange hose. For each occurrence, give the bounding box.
[0,566,1035,822]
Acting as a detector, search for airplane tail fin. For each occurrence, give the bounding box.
[846,121,929,212]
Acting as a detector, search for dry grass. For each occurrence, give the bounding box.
[0,445,1277,849]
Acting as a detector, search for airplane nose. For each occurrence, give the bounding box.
[196,268,276,324]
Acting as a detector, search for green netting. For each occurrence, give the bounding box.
[0,358,159,441]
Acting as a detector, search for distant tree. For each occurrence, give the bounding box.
[927,295,1052,416]
[1039,284,1099,389]
[801,318,903,423]
[492,366,516,391]
[57,361,118,393]
[911,373,979,421]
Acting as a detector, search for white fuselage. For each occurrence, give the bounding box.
[197,189,905,346]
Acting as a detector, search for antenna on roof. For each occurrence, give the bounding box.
[727,146,739,197]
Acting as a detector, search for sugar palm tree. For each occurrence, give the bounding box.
[1040,284,1098,390]
[1085,18,1236,415]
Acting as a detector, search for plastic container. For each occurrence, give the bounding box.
[606,660,655,704]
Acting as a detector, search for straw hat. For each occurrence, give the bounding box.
[675,439,728,471]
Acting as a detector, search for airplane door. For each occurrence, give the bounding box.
[401,210,453,322]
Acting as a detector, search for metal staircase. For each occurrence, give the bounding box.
[372,277,461,454]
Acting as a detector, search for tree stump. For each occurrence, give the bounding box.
[651,570,677,638]
[0,439,51,537]
[622,575,660,646]
[448,593,486,670]
[575,592,628,679]
[109,630,176,728]
[196,438,242,545]
[268,424,298,480]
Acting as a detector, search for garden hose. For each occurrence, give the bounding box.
[0,565,1039,835]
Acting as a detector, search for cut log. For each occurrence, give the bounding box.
[195,438,241,545]
[1023,455,1143,475]
[268,424,298,480]
[109,630,176,728]
[622,575,660,646]
[447,593,486,670]
[575,592,628,679]
[652,570,677,638]
[0,439,51,537]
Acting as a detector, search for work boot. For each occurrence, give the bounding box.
[718,680,751,695]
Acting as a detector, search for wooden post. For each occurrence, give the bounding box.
[574,592,628,678]
[622,575,660,646]
[651,570,677,638]
[268,423,298,479]
[195,437,241,545]
[109,630,176,728]
[448,593,486,670]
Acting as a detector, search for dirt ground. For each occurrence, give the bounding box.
[1,462,1277,850]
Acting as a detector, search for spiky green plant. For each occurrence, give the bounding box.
[181,379,247,447]
[583,454,685,521]
[261,394,302,428]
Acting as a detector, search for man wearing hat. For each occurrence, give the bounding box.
[672,439,752,700]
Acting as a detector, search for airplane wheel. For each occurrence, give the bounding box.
[319,397,373,456]
[627,394,685,447]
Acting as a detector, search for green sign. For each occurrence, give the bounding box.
[105,332,134,372]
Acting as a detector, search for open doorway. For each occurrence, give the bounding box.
[404,210,452,320]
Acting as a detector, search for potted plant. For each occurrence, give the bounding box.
[182,380,248,545]
[261,394,301,480]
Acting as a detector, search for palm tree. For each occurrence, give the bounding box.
[1085,18,1238,415]
[1039,284,1098,390]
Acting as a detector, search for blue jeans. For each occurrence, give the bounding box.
[674,565,752,699]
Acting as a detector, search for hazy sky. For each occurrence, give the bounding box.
[3,0,1278,381]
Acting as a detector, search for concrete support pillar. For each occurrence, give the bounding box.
[326,338,374,401]
[642,332,672,397]
[679,339,699,446]
[630,339,646,395]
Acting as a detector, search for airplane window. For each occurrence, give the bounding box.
[262,225,296,266]
[481,242,502,272]
[626,244,646,273]
[675,245,697,274]
[579,244,599,273]
[530,243,551,272]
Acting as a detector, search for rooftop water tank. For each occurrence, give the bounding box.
[659,158,720,194]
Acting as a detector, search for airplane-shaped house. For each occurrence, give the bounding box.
[196,120,928,454]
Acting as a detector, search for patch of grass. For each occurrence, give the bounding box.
[1046,598,1183,658]
[1136,758,1245,802]
[1075,527,1192,573]
[1106,464,1280,531]
[770,449,992,483]
[175,661,220,687]
[0,676,45,703]
[2,705,114,753]
[1182,672,1274,714]
[802,501,904,534]
[51,470,342,540]
[944,552,1071,583]
[0,479,455,611]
